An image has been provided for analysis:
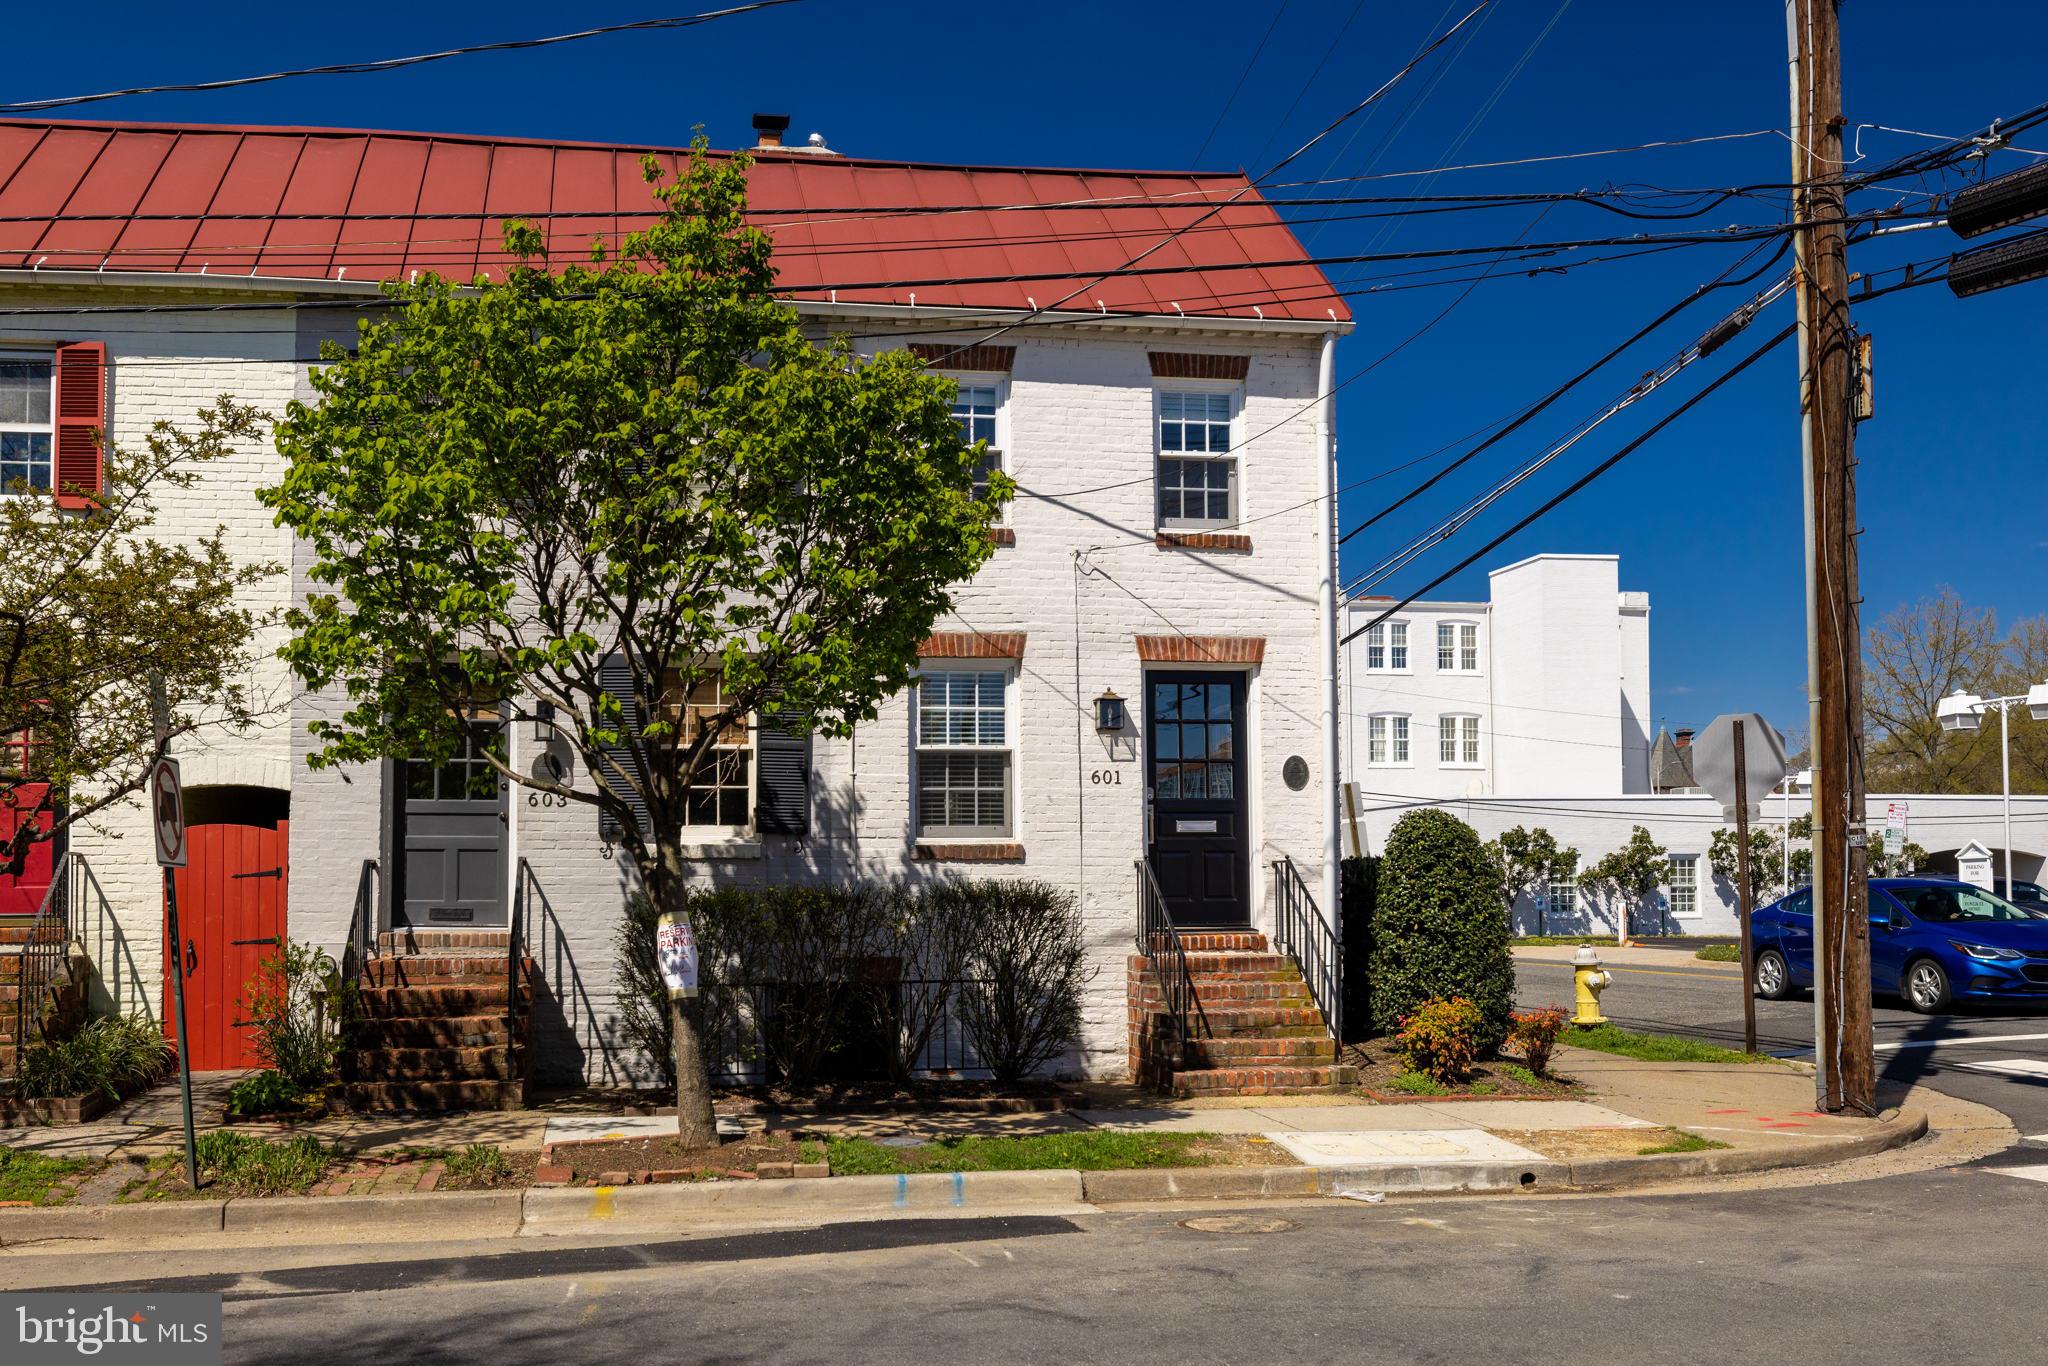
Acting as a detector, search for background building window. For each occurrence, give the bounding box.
[1157,390,1236,527]
[1547,876,1576,922]
[950,381,1003,502]
[1437,621,1479,672]
[1365,621,1408,671]
[1668,854,1699,917]
[1368,714,1409,764]
[916,669,1011,837]
[1439,714,1480,766]
[0,357,54,493]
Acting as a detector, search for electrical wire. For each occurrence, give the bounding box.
[0,2,805,114]
[1190,0,1294,168]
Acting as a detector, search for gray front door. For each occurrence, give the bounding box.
[397,722,508,928]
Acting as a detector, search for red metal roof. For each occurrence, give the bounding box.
[0,119,1348,323]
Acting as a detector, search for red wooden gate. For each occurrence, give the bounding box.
[164,820,288,1070]
[0,784,55,917]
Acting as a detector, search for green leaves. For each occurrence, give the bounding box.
[1371,809,1515,1053]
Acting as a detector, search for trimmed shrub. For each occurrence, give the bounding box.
[1393,998,1482,1085]
[1369,808,1515,1052]
[955,881,1091,1082]
[617,887,761,1087]
[14,1016,176,1102]
[1507,1007,1568,1076]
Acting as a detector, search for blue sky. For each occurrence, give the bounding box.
[13,1,2047,741]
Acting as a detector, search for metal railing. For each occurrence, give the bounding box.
[1273,856,1342,1043]
[508,859,535,1068]
[1135,858,1198,1074]
[706,977,990,1083]
[340,859,379,1007]
[7,852,75,1077]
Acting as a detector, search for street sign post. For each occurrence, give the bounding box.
[1691,715,1789,1056]
[150,755,200,1193]
[1884,801,1909,858]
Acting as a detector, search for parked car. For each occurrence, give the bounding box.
[1993,878,2048,910]
[1750,879,2048,1013]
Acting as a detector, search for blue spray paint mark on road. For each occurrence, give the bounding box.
[952,1171,966,1207]
[894,1174,909,1208]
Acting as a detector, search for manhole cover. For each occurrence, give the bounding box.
[1178,1215,1298,1235]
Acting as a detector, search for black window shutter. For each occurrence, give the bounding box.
[754,705,812,836]
[596,653,652,842]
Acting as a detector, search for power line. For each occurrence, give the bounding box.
[1190,0,1293,168]
[0,2,805,114]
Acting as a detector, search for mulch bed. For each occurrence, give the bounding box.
[528,1079,1081,1119]
[1342,1040,1580,1103]
[538,1133,810,1186]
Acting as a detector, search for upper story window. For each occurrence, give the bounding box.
[1363,621,1408,671]
[1437,621,1479,672]
[664,672,753,829]
[1668,854,1699,917]
[1367,714,1410,766]
[1439,713,1481,767]
[949,380,1005,503]
[1156,389,1237,529]
[915,668,1013,839]
[0,357,54,494]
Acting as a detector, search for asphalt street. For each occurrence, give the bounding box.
[1515,951,2048,1142]
[17,1170,2045,1366]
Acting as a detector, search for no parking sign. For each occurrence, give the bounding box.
[150,756,186,868]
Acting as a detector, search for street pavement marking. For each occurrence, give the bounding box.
[1949,1058,2048,1079]
[1874,1032,2048,1052]
[1990,1164,2048,1185]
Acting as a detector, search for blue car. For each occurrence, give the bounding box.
[1751,878,2048,1013]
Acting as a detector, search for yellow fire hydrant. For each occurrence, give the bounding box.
[1572,946,1613,1027]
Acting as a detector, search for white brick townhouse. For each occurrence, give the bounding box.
[0,114,1350,1087]
[1341,554,2048,937]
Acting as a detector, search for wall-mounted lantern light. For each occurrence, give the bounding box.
[532,699,557,741]
[1095,688,1126,734]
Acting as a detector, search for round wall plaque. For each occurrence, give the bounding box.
[1282,755,1310,791]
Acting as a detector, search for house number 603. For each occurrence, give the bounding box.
[1089,769,1123,786]
[527,792,569,808]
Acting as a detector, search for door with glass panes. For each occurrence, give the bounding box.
[1145,672,1249,926]
[396,721,508,928]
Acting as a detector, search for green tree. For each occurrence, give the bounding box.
[1582,825,1670,939]
[1708,823,1785,905]
[262,143,1006,1143]
[2,401,275,879]
[1483,825,1578,926]
[1369,808,1514,1053]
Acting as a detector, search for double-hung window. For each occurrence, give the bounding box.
[949,380,1004,504]
[1439,714,1481,766]
[1367,714,1410,766]
[0,356,54,494]
[1437,621,1479,672]
[1156,389,1237,528]
[1547,876,1576,922]
[666,673,753,829]
[916,669,1012,838]
[1364,621,1408,671]
[1668,855,1699,918]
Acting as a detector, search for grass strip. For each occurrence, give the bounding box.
[1637,1129,1732,1155]
[1565,1023,1769,1065]
[819,1130,1217,1177]
[1694,944,1742,962]
[0,1145,96,1205]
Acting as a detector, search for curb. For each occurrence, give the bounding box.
[522,1169,1086,1228]
[0,1110,1928,1244]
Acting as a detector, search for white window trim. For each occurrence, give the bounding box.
[1667,854,1701,919]
[942,371,1010,525]
[1366,712,1411,767]
[1436,618,1482,674]
[0,350,55,498]
[1438,713,1483,769]
[663,672,757,838]
[1154,380,1242,531]
[1546,876,1577,920]
[1362,619,1411,674]
[912,665,1017,841]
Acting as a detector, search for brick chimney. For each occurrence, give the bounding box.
[1675,727,1695,751]
[752,113,790,150]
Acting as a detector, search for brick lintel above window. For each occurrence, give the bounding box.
[921,630,1026,659]
[1148,351,1250,381]
[909,343,1016,372]
[990,527,1016,547]
[1134,634,1265,665]
[914,841,1026,862]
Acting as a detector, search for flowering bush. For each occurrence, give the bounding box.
[1393,997,1483,1085]
[1507,1007,1568,1076]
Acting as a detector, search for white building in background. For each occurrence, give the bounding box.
[1341,554,2048,937]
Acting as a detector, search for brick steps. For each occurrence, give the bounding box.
[358,1015,513,1049]
[1170,1064,1360,1098]
[1173,932,1270,953]
[342,953,534,1112]
[359,955,517,987]
[346,1046,523,1081]
[1181,1035,1337,1067]
[1129,928,1345,1097]
[355,984,526,1018]
[340,1079,523,1112]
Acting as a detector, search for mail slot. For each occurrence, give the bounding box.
[1175,818,1219,834]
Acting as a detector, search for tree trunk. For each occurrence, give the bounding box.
[645,841,720,1148]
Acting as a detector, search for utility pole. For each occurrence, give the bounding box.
[1786,0,1875,1114]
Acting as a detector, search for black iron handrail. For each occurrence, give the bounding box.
[508,859,534,1067]
[1272,857,1342,1043]
[7,852,74,1079]
[340,859,378,1009]
[1134,858,1198,1074]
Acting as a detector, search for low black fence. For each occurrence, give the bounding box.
[704,976,992,1084]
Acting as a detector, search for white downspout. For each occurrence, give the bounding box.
[1315,330,1341,930]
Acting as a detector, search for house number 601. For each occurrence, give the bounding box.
[1089,770,1123,786]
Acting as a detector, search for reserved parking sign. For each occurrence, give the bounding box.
[655,912,698,1000]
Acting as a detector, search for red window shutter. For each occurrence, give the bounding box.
[52,341,106,508]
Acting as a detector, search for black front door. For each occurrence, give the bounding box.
[397,721,509,928]
[1146,671,1249,926]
